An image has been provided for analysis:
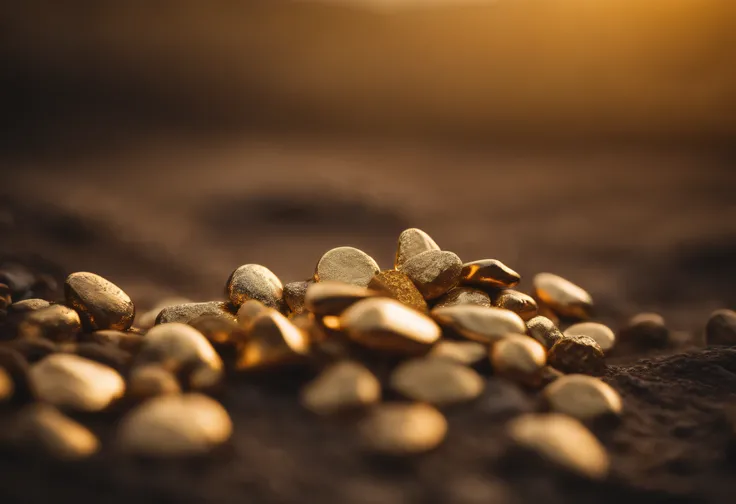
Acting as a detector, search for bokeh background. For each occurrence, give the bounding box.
[2,0,736,331]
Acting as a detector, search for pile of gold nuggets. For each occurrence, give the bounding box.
[1,228,735,479]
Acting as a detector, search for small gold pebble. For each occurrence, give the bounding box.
[358,402,447,455]
[236,310,310,370]
[127,365,181,400]
[340,298,441,355]
[619,312,669,348]
[0,367,14,403]
[543,374,622,421]
[490,335,547,386]
[706,309,736,346]
[29,354,125,412]
[189,315,248,350]
[368,270,428,312]
[64,272,135,331]
[117,393,232,458]
[493,290,538,321]
[8,298,50,314]
[395,228,441,268]
[398,250,463,300]
[434,287,491,309]
[506,413,609,479]
[461,259,520,289]
[134,322,224,391]
[432,305,526,344]
[155,301,236,325]
[547,335,605,376]
[315,247,380,287]
[14,404,99,460]
[429,341,488,367]
[390,357,484,405]
[526,316,563,350]
[226,264,285,311]
[136,297,191,329]
[564,322,616,353]
[305,281,378,316]
[300,361,381,415]
[532,273,593,319]
[17,304,81,342]
[283,280,312,315]
[236,299,269,328]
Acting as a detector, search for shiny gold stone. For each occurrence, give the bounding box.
[543,374,622,421]
[340,298,441,355]
[236,310,310,371]
[532,273,593,320]
[429,340,488,367]
[706,309,736,346]
[17,304,81,342]
[127,365,181,400]
[134,322,224,391]
[564,322,616,353]
[358,402,447,455]
[283,280,312,315]
[619,312,670,348]
[81,329,144,353]
[490,335,547,386]
[493,290,538,321]
[368,270,428,312]
[433,287,491,309]
[432,305,526,344]
[64,272,135,331]
[14,404,99,460]
[0,367,14,403]
[390,357,484,405]
[305,281,378,316]
[526,315,564,350]
[189,315,248,350]
[236,299,269,328]
[300,361,381,415]
[136,297,192,330]
[117,393,232,458]
[8,298,50,314]
[314,246,381,287]
[226,264,285,311]
[155,301,236,325]
[460,259,520,289]
[398,250,463,300]
[395,228,440,268]
[547,335,605,376]
[29,354,125,412]
[506,413,609,479]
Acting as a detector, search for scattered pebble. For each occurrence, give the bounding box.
[432,305,526,344]
[236,309,310,370]
[13,403,99,460]
[398,250,463,300]
[460,259,520,289]
[315,247,380,287]
[155,301,236,325]
[189,315,248,354]
[490,335,547,386]
[429,340,488,367]
[526,315,564,350]
[226,264,285,311]
[543,374,622,421]
[705,309,736,346]
[532,273,593,319]
[300,361,381,415]
[493,290,538,321]
[564,322,616,353]
[305,281,378,316]
[127,365,181,400]
[368,270,428,312]
[17,304,81,342]
[136,296,192,330]
[433,287,491,309]
[358,403,447,455]
[394,228,440,268]
[619,312,669,348]
[390,357,485,405]
[547,335,605,376]
[64,272,135,331]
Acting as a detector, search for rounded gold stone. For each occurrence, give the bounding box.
[620,312,669,348]
[236,310,310,371]
[82,330,144,353]
[429,341,487,367]
[358,402,447,455]
[340,298,441,355]
[532,273,593,320]
[29,354,125,412]
[706,309,736,346]
[127,365,181,400]
[64,272,135,331]
[155,301,236,325]
[134,322,224,391]
[8,298,50,314]
[433,287,491,309]
[506,413,609,479]
[368,270,428,312]
[461,259,520,289]
[283,280,312,316]
[390,357,484,405]
[395,228,440,268]
[398,250,463,300]
[543,374,622,421]
[14,404,99,460]
[117,393,232,458]
[136,297,192,330]
[315,247,380,287]
[564,322,616,353]
[526,315,564,350]
[305,281,379,316]
[189,315,248,349]
[490,335,547,386]
[300,361,381,415]
[17,304,82,342]
[236,299,269,328]
[226,264,285,311]
[493,290,538,321]
[547,335,605,376]
[432,305,526,344]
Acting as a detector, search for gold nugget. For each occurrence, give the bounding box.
[619,312,670,348]
[64,272,135,331]
[127,365,181,400]
[368,270,428,312]
[236,310,310,370]
[17,304,82,342]
[429,340,487,367]
[526,315,563,350]
[236,299,269,328]
[434,287,491,309]
[135,297,191,330]
[358,402,447,455]
[547,335,605,376]
[283,280,312,315]
[226,264,285,311]
[390,357,484,405]
[543,374,622,421]
[300,361,381,415]
[340,298,441,355]
[564,322,616,353]
[706,309,736,346]
[493,290,538,321]
[395,228,440,268]
[14,404,99,460]
[315,247,380,287]
[305,281,378,316]
[461,259,520,289]
[155,301,236,325]
[490,335,546,386]
[532,273,593,320]
[432,305,526,344]
[8,298,50,314]
[398,250,463,300]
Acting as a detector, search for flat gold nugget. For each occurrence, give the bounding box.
[543,374,622,421]
[156,301,236,325]
[64,272,135,331]
[433,287,491,309]
[461,259,520,288]
[493,290,538,321]
[368,270,428,312]
[236,310,310,370]
[226,264,285,311]
[358,403,447,455]
[315,247,380,287]
[532,273,593,319]
[17,304,82,342]
[283,280,312,315]
[390,357,484,405]
[398,250,462,300]
[395,228,440,268]
[432,305,526,344]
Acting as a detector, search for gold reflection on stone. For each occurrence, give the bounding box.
[395,228,440,268]
[18,304,82,342]
[15,404,99,460]
[490,335,547,386]
[532,273,593,320]
[226,264,285,311]
[432,305,526,344]
[526,315,564,350]
[368,270,428,313]
[315,247,381,287]
[283,280,312,316]
[543,374,622,421]
[156,301,236,325]
[65,272,135,331]
[547,335,605,376]
[461,259,520,288]
[390,357,484,405]
[236,310,310,370]
[433,287,491,309]
[398,250,463,300]
[128,365,181,400]
[305,281,378,316]
[493,290,538,321]
[358,403,447,455]
[300,361,381,415]
[429,340,487,367]
[564,322,616,353]
[0,367,14,403]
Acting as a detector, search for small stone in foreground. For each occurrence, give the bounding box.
[493,290,538,321]
[226,264,285,311]
[433,287,491,309]
[236,299,269,328]
[398,250,463,300]
[315,247,380,287]
[490,335,547,386]
[390,357,484,406]
[13,404,99,460]
[532,273,593,320]
[395,228,440,268]
[358,403,447,455]
[564,322,616,353]
[117,393,232,458]
[705,309,736,346]
[548,335,605,376]
[17,304,81,342]
[368,270,428,312]
[543,374,622,421]
[64,272,135,331]
[619,312,669,348]
[432,305,526,344]
[300,361,380,415]
[526,315,563,350]
[460,259,520,289]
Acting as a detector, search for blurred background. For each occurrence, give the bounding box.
[2,0,735,331]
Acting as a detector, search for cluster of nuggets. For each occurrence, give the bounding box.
[1,228,735,480]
